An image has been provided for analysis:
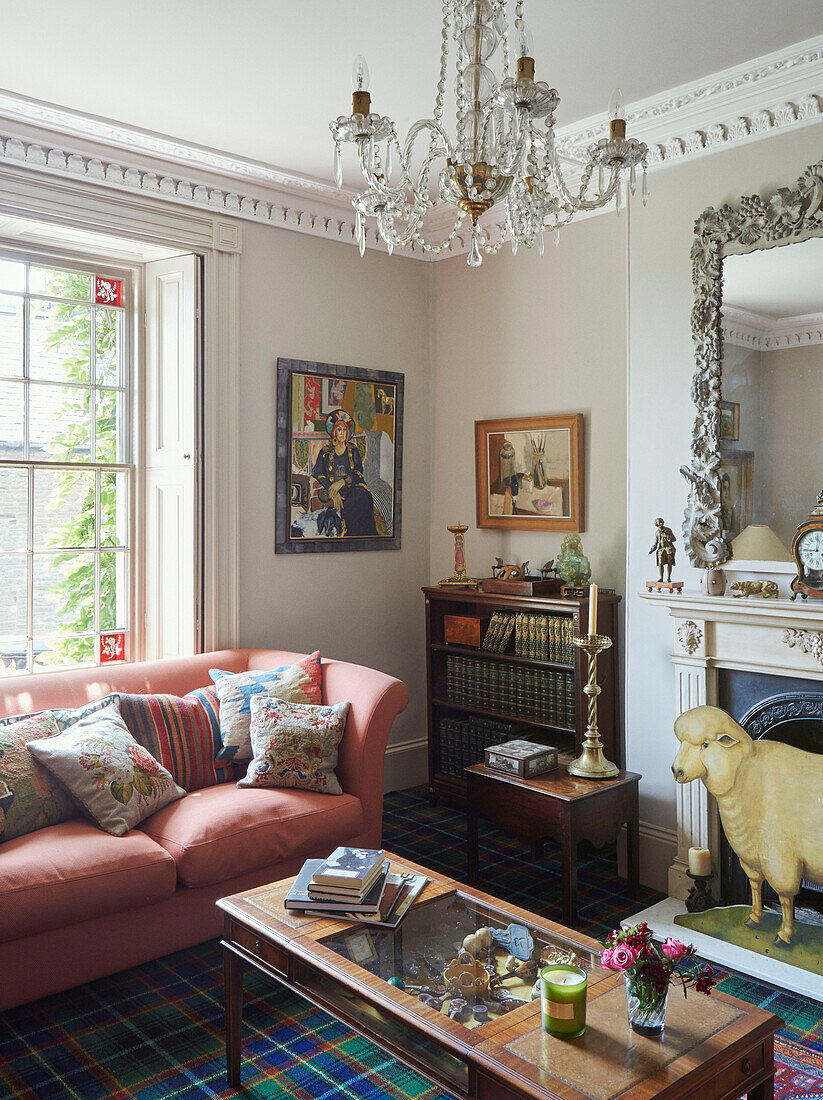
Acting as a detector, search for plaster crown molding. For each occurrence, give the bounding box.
[0,34,821,259]
[722,304,823,350]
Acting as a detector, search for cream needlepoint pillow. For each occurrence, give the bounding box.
[238,697,350,795]
[210,652,322,765]
[27,703,185,837]
[0,712,77,843]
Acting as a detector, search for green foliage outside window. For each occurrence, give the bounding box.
[36,271,120,667]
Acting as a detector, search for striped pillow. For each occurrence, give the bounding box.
[117,688,225,793]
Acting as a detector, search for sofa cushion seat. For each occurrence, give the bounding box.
[138,785,364,888]
[0,820,177,942]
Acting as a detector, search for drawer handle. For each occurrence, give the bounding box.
[255,939,263,953]
[741,1058,751,1075]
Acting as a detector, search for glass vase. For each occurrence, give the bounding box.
[624,974,668,1036]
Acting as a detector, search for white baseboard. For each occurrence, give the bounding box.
[637,821,678,894]
[383,737,428,793]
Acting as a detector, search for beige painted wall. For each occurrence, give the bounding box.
[626,121,823,886]
[759,342,823,547]
[236,223,433,780]
[429,214,629,596]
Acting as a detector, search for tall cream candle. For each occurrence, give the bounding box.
[588,583,598,636]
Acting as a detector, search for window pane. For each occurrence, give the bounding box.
[0,380,24,459]
[33,550,95,636]
[95,307,122,385]
[34,468,95,549]
[29,384,91,462]
[30,299,92,384]
[34,636,95,669]
[0,554,27,636]
[95,389,124,463]
[100,471,128,547]
[0,260,25,294]
[0,467,28,549]
[100,551,127,631]
[29,267,91,301]
[94,277,123,308]
[0,293,23,378]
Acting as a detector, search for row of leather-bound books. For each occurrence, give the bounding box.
[437,715,519,778]
[445,655,575,730]
[481,610,574,664]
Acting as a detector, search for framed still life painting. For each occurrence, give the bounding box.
[275,358,404,553]
[475,414,584,531]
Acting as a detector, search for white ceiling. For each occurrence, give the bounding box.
[724,237,823,318]
[1,1,822,187]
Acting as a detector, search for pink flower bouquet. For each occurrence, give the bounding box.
[601,923,716,1032]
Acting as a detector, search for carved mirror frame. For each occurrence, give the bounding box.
[682,158,823,567]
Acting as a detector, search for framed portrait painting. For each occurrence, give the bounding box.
[719,449,754,541]
[475,414,584,531]
[720,401,740,442]
[275,358,404,553]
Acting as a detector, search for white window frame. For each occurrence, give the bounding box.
[0,167,240,654]
[0,244,138,672]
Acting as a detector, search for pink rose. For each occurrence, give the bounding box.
[661,938,687,961]
[600,947,616,970]
[609,944,638,971]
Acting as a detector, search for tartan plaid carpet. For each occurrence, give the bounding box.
[0,785,819,1099]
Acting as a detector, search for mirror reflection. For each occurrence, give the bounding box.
[720,236,823,554]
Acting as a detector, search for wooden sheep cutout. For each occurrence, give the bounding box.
[672,705,823,947]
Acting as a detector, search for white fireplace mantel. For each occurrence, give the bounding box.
[640,589,823,898]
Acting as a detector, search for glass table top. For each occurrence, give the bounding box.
[320,889,594,1031]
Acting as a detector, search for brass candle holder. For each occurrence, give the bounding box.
[568,634,619,780]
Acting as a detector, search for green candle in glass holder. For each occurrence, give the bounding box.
[541,964,587,1038]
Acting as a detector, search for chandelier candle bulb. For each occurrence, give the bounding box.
[608,87,626,139]
[541,964,587,1038]
[588,583,598,636]
[688,847,712,877]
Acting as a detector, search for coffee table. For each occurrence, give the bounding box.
[218,852,780,1100]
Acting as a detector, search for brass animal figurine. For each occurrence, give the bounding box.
[673,706,823,947]
[729,580,779,599]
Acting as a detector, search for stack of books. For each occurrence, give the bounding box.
[283,847,428,929]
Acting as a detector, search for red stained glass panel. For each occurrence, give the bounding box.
[94,276,123,307]
[99,632,126,663]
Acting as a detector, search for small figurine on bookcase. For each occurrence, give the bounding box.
[646,517,684,593]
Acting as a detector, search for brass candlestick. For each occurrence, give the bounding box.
[568,634,619,780]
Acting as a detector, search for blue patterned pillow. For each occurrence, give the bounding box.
[209,653,322,765]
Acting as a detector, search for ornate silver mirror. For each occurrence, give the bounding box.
[683,158,823,567]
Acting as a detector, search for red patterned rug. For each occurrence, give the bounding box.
[776,1037,823,1099]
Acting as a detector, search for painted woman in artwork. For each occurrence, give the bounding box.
[312,410,377,537]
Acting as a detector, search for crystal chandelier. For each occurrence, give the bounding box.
[330,0,648,266]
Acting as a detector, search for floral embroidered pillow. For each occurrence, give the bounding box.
[237,697,350,795]
[27,703,185,836]
[210,652,322,765]
[0,712,78,843]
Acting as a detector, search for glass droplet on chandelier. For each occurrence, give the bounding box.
[334,143,343,189]
[554,226,561,247]
[538,230,545,256]
[467,228,483,267]
[511,234,518,256]
[642,167,649,206]
[385,139,393,179]
[629,163,637,195]
[598,162,605,196]
[615,177,622,216]
[387,237,394,256]
[359,226,366,257]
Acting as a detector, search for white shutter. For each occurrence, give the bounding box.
[143,254,198,660]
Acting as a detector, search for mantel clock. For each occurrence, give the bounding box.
[791,491,823,600]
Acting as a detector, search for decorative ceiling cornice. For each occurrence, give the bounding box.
[0,33,821,260]
[722,304,823,350]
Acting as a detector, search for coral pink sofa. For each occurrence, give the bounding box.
[0,649,409,1011]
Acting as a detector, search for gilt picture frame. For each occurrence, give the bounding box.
[275,358,404,554]
[719,449,754,542]
[475,414,584,531]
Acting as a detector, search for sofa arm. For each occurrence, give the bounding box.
[323,659,409,847]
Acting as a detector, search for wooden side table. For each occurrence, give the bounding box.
[465,758,641,926]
